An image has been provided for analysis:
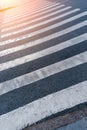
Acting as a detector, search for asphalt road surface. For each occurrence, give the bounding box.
[0,0,87,130]
[56,117,87,130]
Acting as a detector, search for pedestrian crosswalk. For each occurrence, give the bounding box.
[0,0,87,130]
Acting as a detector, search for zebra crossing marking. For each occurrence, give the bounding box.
[1,4,66,36]
[0,33,86,59]
[1,20,87,45]
[2,10,87,39]
[2,3,65,32]
[0,51,87,95]
[2,2,60,24]
[0,81,87,130]
[0,0,87,130]
[3,1,57,21]
[2,7,81,38]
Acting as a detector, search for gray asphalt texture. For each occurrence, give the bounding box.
[56,117,87,130]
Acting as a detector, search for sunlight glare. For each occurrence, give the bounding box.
[0,0,20,8]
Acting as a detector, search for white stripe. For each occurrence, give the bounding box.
[3,0,54,20]
[0,51,87,95]
[0,33,86,70]
[3,2,60,24]
[2,7,80,38]
[1,4,65,34]
[2,9,86,39]
[1,4,65,36]
[0,32,86,59]
[2,4,66,32]
[3,3,52,22]
[1,20,87,46]
[0,81,87,130]
[3,0,56,22]
[3,1,55,23]
[2,3,61,31]
[3,2,60,22]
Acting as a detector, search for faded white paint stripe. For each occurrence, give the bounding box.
[0,33,86,69]
[1,4,66,37]
[3,3,52,24]
[3,0,54,18]
[2,9,85,39]
[0,51,87,95]
[0,32,86,59]
[1,20,87,46]
[3,0,57,23]
[3,0,54,21]
[2,2,60,24]
[0,81,87,130]
[3,2,61,24]
[2,5,69,33]
[3,3,55,24]
[2,7,82,38]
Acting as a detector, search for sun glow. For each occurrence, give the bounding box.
[0,0,21,8]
